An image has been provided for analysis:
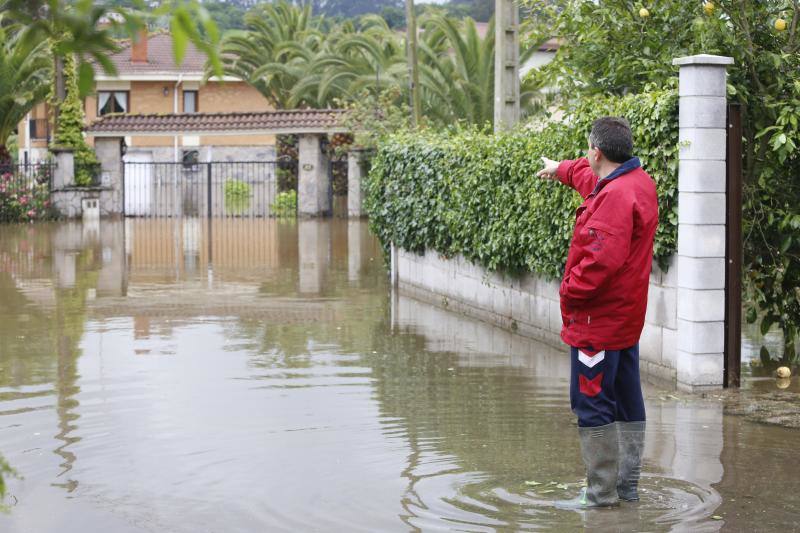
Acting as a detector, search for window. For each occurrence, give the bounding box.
[98,91,128,115]
[183,90,198,113]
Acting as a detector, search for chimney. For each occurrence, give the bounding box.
[131,29,148,64]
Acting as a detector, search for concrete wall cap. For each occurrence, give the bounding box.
[673,54,734,66]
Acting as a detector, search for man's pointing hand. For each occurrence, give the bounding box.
[537,157,560,180]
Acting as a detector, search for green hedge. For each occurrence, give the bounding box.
[365,89,679,279]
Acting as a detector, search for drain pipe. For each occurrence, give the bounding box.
[25,112,31,164]
[173,74,183,162]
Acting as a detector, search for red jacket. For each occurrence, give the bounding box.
[556,156,658,350]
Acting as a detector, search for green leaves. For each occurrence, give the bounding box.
[76,60,94,97]
[2,0,224,93]
[365,90,679,280]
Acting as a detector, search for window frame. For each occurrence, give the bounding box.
[97,90,130,116]
[183,90,199,114]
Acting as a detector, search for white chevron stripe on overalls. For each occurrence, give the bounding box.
[578,350,605,368]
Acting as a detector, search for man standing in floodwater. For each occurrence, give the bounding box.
[537,117,658,509]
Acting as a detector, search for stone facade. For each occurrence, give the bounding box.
[51,187,118,219]
[50,146,121,219]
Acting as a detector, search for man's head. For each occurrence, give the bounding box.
[587,117,633,175]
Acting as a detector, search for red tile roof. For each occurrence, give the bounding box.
[86,109,349,135]
[538,38,561,52]
[105,33,208,75]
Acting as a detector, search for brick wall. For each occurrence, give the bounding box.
[20,80,277,156]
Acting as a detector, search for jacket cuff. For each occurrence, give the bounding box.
[556,159,574,185]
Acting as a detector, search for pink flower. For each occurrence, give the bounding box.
[19,196,28,205]
[26,209,36,218]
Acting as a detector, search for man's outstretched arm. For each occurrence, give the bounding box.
[537,157,599,199]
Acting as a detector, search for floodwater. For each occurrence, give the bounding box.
[0,219,797,532]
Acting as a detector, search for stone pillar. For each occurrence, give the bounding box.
[298,134,332,217]
[347,219,362,282]
[347,150,366,218]
[673,54,734,390]
[298,219,329,293]
[96,219,126,297]
[51,148,74,189]
[95,137,124,215]
[494,0,520,132]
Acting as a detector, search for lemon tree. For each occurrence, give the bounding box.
[523,0,799,363]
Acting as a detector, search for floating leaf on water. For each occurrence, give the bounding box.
[540,489,555,494]
[556,483,569,490]
[524,481,542,486]
[711,515,723,520]
[549,481,558,485]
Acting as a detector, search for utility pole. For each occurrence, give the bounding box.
[494,0,520,132]
[405,0,421,128]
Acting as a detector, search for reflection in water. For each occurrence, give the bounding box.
[0,219,797,532]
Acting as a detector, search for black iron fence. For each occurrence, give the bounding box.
[0,162,55,191]
[123,161,278,218]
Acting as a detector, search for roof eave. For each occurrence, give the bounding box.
[94,74,240,82]
[88,127,348,137]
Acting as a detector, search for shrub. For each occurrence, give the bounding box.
[223,179,251,214]
[0,172,53,222]
[52,54,99,187]
[271,190,297,218]
[365,89,678,278]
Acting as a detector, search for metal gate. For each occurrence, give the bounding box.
[123,161,278,218]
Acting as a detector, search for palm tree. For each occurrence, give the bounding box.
[290,15,406,107]
[0,18,51,164]
[221,6,541,128]
[220,1,323,108]
[414,14,539,127]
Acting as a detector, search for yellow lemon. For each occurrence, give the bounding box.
[639,7,649,18]
[775,18,787,31]
[776,366,791,378]
[703,2,715,15]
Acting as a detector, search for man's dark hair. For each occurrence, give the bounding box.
[589,117,633,163]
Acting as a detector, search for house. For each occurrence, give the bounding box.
[18,31,277,166]
[468,22,560,76]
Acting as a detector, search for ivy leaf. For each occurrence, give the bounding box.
[760,317,774,336]
[780,235,792,253]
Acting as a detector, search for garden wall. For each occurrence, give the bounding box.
[392,246,678,382]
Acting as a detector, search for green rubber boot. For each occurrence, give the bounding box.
[555,422,620,509]
[616,421,646,501]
